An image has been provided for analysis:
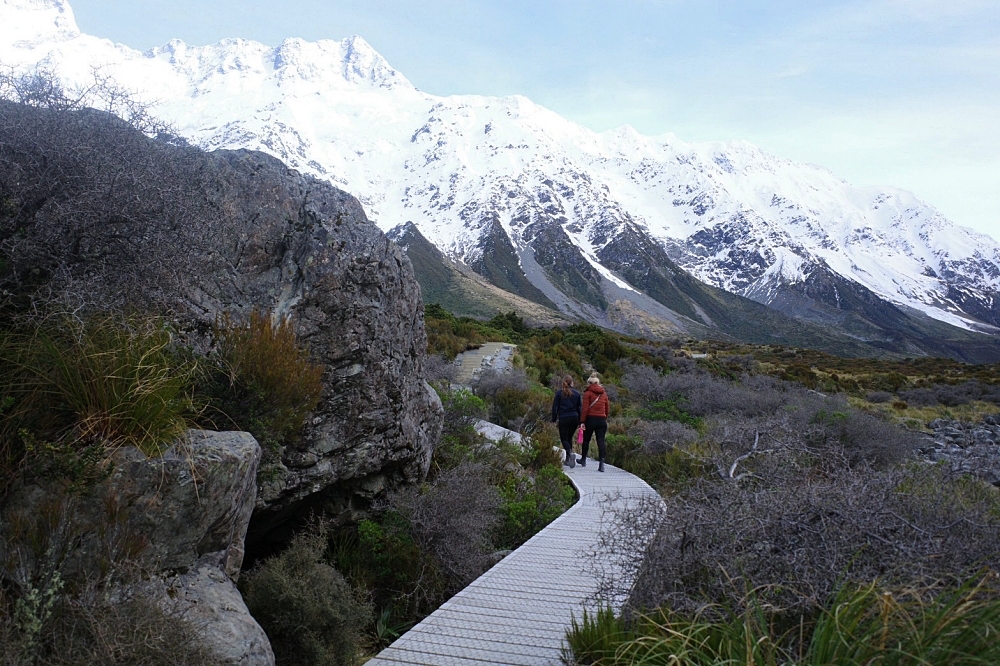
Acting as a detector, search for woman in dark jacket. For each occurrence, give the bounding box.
[551,375,582,468]
[580,372,610,472]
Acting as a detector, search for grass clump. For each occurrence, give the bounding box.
[242,521,373,666]
[566,576,1000,666]
[206,309,324,459]
[0,314,198,494]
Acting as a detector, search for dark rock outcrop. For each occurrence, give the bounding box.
[0,101,444,546]
[918,417,1000,487]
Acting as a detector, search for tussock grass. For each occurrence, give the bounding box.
[0,314,198,493]
[566,575,1000,666]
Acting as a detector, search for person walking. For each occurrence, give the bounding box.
[580,372,610,472]
[551,374,582,468]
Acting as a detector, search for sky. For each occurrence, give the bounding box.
[69,0,1000,239]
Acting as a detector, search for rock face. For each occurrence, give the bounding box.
[0,101,444,547]
[152,554,274,666]
[0,430,274,665]
[918,417,1000,487]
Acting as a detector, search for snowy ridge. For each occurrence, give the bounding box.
[3,0,1000,333]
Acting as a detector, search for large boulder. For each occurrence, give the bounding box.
[0,101,444,546]
[0,430,274,665]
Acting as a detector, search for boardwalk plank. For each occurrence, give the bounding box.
[367,464,662,665]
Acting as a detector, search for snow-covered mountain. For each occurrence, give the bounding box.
[4,0,1000,348]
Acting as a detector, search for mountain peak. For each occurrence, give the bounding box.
[339,34,410,89]
[1,0,80,47]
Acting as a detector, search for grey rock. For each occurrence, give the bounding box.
[1,430,260,581]
[1,430,272,664]
[920,418,1000,487]
[2,104,444,543]
[151,553,275,666]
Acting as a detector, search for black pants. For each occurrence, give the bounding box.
[558,416,580,456]
[581,417,607,461]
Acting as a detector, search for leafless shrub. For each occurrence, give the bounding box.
[899,387,938,407]
[423,354,458,385]
[384,462,502,590]
[621,363,796,417]
[472,367,531,400]
[634,420,698,454]
[0,66,168,136]
[867,390,894,403]
[898,381,1000,408]
[0,70,275,319]
[629,466,1000,610]
[0,588,216,666]
[586,492,667,610]
[721,354,758,373]
[703,394,918,470]
[596,461,1000,618]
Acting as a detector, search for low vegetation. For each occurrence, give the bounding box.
[422,305,1000,666]
[242,522,372,666]
[5,293,1000,665]
[200,309,325,463]
[0,308,327,664]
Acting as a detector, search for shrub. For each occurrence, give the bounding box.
[603,432,710,493]
[638,399,701,427]
[621,363,793,418]
[242,522,372,666]
[384,462,502,591]
[634,419,699,454]
[899,387,939,407]
[601,463,1000,619]
[0,589,217,666]
[423,353,457,386]
[472,367,545,431]
[494,464,575,549]
[206,309,323,459]
[432,388,488,471]
[866,390,893,403]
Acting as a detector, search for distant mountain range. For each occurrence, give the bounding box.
[4,0,1000,361]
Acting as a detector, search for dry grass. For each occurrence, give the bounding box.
[208,309,324,456]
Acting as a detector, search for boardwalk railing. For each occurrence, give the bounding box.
[368,462,663,665]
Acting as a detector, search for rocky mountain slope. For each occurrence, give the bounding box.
[4,0,1000,359]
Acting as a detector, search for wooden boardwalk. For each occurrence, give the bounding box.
[452,342,516,387]
[367,462,662,665]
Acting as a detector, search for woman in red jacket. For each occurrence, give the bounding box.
[580,372,610,472]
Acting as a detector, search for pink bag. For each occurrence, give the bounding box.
[576,427,584,445]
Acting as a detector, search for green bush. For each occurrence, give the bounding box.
[205,309,323,460]
[603,433,710,493]
[495,464,575,549]
[242,522,372,666]
[638,399,701,427]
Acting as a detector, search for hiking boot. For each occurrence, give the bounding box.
[568,451,576,468]
[578,456,586,467]
[598,458,605,473]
